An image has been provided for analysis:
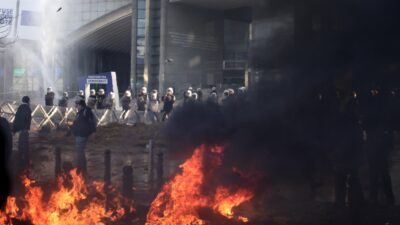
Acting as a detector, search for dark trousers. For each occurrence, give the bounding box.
[18,130,29,171]
[334,166,364,208]
[75,136,88,177]
[367,130,395,204]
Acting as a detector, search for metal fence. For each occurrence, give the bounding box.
[0,102,160,130]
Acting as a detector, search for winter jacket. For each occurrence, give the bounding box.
[13,103,32,132]
[71,107,96,137]
[45,92,55,106]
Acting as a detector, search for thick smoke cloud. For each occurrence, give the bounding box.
[162,0,400,189]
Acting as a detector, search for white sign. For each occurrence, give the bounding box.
[87,78,108,84]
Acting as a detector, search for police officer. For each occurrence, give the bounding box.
[96,89,106,110]
[75,90,85,103]
[58,92,69,107]
[148,90,160,123]
[105,91,116,110]
[45,87,55,106]
[87,89,97,109]
[196,88,203,102]
[121,90,132,111]
[161,87,176,121]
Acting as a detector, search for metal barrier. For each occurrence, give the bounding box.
[0,102,161,130]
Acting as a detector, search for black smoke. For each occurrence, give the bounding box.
[162,0,400,192]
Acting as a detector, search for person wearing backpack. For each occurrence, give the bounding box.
[71,99,96,177]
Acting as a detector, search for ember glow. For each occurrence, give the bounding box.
[0,169,134,225]
[146,145,254,225]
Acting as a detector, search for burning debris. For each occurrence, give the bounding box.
[146,145,254,225]
[0,169,134,225]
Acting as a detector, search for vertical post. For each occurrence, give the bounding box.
[147,139,154,185]
[157,151,164,189]
[130,0,138,94]
[123,166,134,198]
[143,0,152,88]
[54,147,62,179]
[158,0,167,94]
[104,150,111,185]
[104,150,111,210]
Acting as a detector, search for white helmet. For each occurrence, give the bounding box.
[141,86,147,94]
[98,89,105,95]
[109,91,115,99]
[228,88,235,95]
[210,92,217,98]
[47,87,53,92]
[78,90,84,95]
[185,90,192,97]
[151,92,157,101]
[211,86,217,91]
[192,92,198,100]
[166,87,174,95]
[223,89,229,96]
[90,89,96,95]
[63,92,68,97]
[125,90,132,97]
[188,87,193,91]
[238,86,246,94]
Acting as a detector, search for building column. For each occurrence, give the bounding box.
[143,0,152,89]
[130,0,138,94]
[158,0,167,94]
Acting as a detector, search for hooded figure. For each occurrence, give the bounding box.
[87,89,97,109]
[58,92,69,107]
[96,89,106,110]
[45,87,55,106]
[13,96,32,170]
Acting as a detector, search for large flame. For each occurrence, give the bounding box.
[0,169,133,225]
[146,145,254,225]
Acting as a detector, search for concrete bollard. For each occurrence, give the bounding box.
[122,165,133,198]
[54,147,62,179]
[147,140,154,185]
[157,151,164,189]
[104,150,111,185]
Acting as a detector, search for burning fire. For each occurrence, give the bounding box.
[146,145,254,225]
[0,169,134,225]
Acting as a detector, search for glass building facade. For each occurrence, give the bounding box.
[136,0,146,86]
[63,0,131,32]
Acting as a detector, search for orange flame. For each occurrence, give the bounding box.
[0,169,134,225]
[146,145,254,225]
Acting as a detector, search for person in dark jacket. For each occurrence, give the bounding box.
[45,87,55,106]
[71,100,96,177]
[13,96,32,171]
[0,116,12,208]
[161,87,176,121]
